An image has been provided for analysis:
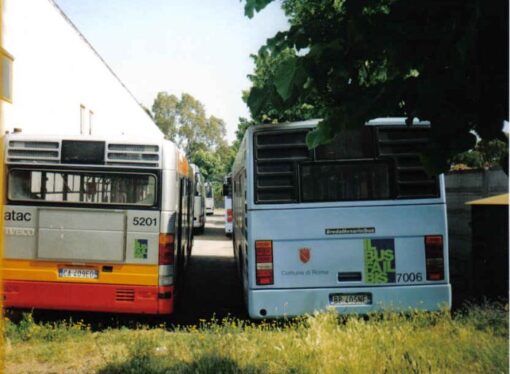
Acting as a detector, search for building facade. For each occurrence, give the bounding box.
[1,0,162,138]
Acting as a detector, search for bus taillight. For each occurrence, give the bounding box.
[425,235,444,281]
[227,209,233,223]
[255,240,273,285]
[159,234,175,265]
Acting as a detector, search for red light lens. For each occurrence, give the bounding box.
[159,234,174,265]
[425,235,443,246]
[227,209,233,223]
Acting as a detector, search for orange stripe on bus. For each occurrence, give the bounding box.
[178,151,189,176]
[2,259,158,286]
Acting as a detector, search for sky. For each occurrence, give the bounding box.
[54,0,290,142]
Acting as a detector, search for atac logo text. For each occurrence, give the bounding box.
[4,210,32,222]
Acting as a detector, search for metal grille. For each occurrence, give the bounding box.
[254,129,311,203]
[115,288,135,302]
[106,143,160,168]
[376,127,439,198]
[7,141,60,164]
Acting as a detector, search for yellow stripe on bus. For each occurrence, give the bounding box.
[2,259,158,286]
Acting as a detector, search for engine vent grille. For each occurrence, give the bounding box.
[254,129,310,203]
[7,140,60,164]
[106,143,160,168]
[376,127,439,198]
[115,288,135,302]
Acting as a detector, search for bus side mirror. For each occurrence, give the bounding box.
[222,184,228,196]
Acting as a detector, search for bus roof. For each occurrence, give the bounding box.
[248,117,430,134]
[365,117,431,126]
[4,132,182,170]
[4,132,165,144]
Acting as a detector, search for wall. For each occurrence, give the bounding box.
[1,0,163,139]
[445,169,508,306]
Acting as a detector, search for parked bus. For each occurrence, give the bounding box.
[205,181,214,215]
[223,174,233,236]
[232,118,450,318]
[191,164,206,234]
[2,133,194,315]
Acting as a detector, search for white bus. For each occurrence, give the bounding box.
[223,174,233,236]
[3,133,194,315]
[205,181,214,215]
[232,119,451,318]
[191,164,206,234]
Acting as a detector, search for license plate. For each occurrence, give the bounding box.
[58,268,98,279]
[329,293,372,305]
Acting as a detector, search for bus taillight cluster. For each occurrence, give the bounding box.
[159,234,175,265]
[425,235,444,281]
[255,240,274,285]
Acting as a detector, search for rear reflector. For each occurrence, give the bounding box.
[227,209,233,223]
[425,235,444,281]
[159,234,175,265]
[255,240,273,285]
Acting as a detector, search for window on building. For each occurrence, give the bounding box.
[80,105,86,135]
[1,48,14,102]
[89,110,94,135]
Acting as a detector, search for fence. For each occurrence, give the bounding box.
[445,168,508,306]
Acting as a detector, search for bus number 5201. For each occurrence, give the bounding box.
[133,217,157,226]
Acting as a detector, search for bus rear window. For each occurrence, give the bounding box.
[300,161,392,202]
[205,184,213,198]
[8,169,157,206]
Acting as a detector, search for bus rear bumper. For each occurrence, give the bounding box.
[3,280,174,315]
[247,284,451,319]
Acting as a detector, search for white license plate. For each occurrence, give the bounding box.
[329,293,372,305]
[58,268,98,279]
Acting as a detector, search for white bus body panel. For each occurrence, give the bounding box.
[224,196,232,234]
[3,136,182,266]
[244,201,450,318]
[193,196,205,229]
[4,206,162,265]
[249,285,451,318]
[205,198,214,215]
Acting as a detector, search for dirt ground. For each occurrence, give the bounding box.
[172,209,247,324]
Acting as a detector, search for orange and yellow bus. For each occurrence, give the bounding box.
[3,133,193,314]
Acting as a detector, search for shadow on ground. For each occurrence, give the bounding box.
[97,354,271,374]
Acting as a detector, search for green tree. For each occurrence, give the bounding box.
[247,49,325,123]
[152,92,179,141]
[191,149,222,181]
[151,92,228,156]
[452,139,508,170]
[244,0,509,173]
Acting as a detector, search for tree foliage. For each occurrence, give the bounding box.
[151,92,231,186]
[244,0,509,173]
[152,92,227,156]
[452,139,508,170]
[246,49,325,123]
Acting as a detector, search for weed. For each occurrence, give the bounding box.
[4,304,508,374]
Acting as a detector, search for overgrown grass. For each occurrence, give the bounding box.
[4,304,508,374]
